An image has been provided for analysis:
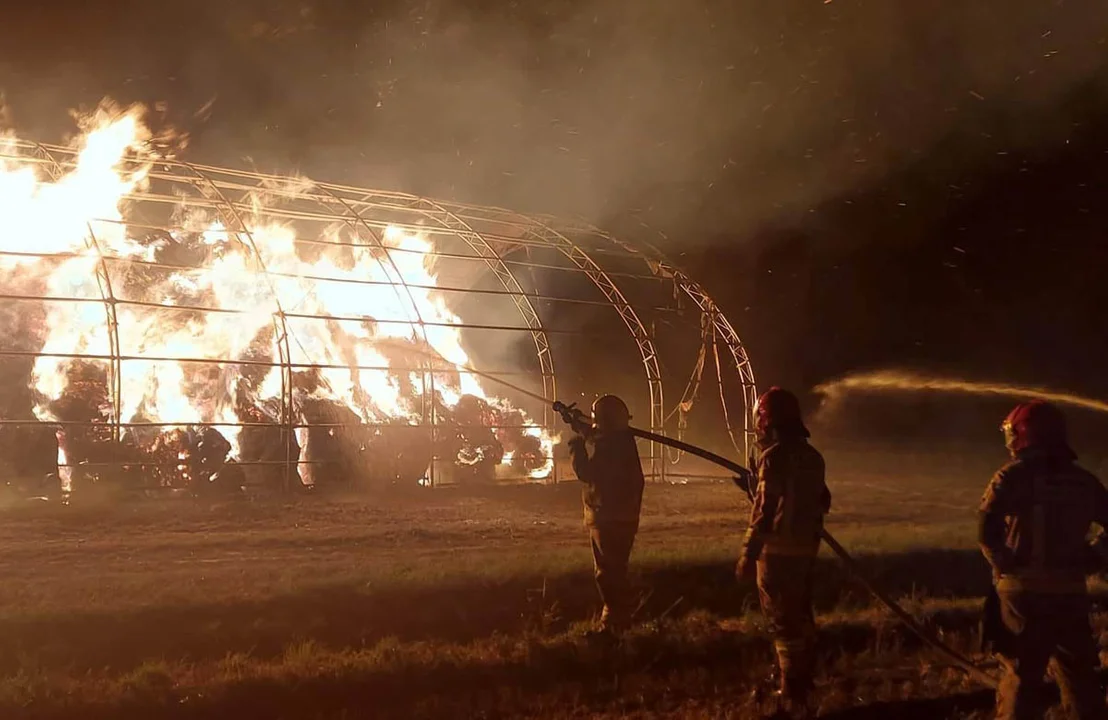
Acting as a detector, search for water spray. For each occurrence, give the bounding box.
[816,370,1108,415]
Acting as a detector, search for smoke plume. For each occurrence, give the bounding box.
[0,0,1104,244]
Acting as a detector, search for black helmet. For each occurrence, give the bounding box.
[592,394,631,430]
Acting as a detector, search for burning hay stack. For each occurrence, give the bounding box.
[0,104,556,499]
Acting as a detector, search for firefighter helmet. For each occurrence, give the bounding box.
[755,387,810,440]
[592,394,631,430]
[1001,400,1068,455]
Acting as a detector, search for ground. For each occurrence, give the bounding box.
[0,453,1100,719]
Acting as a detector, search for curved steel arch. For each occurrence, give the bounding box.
[310,188,432,341]
[313,187,560,438]
[305,187,444,482]
[405,196,557,428]
[557,218,759,460]
[181,163,301,489]
[655,263,758,459]
[311,187,561,481]
[517,215,666,481]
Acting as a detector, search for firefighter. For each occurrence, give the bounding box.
[737,387,830,718]
[979,401,1108,720]
[566,394,645,639]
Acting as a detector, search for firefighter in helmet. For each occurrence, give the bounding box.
[979,401,1108,719]
[566,394,645,639]
[737,387,830,718]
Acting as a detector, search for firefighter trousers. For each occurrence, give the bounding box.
[589,522,638,632]
[757,549,819,700]
[994,590,1106,720]
[757,553,819,703]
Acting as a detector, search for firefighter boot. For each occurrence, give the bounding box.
[749,665,780,715]
[775,638,815,719]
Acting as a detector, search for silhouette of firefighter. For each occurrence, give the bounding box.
[979,401,1108,720]
[737,387,830,718]
[565,394,645,638]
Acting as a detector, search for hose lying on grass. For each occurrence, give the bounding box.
[630,425,1000,690]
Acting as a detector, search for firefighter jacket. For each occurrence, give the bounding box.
[978,448,1108,594]
[741,438,830,562]
[568,429,645,528]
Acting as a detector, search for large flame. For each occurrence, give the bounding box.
[0,104,555,488]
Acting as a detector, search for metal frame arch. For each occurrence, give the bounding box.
[179,163,300,489]
[517,215,665,481]
[405,196,557,428]
[555,217,758,460]
[325,188,560,477]
[669,275,758,458]
[304,187,441,483]
[627,241,758,459]
[306,187,432,341]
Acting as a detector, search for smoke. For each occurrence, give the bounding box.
[1,0,1106,244]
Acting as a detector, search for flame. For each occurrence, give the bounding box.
[55,430,72,494]
[0,104,555,487]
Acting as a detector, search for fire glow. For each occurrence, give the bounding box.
[0,104,555,493]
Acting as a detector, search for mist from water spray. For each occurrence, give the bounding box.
[814,370,1108,415]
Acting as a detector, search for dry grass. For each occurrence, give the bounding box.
[0,461,1054,719]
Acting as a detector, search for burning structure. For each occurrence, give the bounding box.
[0,106,757,498]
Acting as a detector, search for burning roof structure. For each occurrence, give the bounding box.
[0,104,757,499]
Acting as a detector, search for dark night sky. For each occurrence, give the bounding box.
[1,0,1106,449]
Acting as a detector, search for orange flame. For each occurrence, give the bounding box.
[2,105,555,484]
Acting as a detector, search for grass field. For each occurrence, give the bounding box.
[0,448,1097,719]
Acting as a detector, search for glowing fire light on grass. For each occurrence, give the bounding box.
[0,103,555,487]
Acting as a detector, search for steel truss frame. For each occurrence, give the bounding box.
[0,140,758,490]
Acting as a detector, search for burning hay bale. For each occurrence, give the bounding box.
[0,423,58,498]
[237,405,302,493]
[494,407,550,478]
[438,394,505,485]
[296,398,365,491]
[47,362,127,495]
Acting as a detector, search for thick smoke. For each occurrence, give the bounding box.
[0,0,1105,242]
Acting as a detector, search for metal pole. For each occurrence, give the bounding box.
[428,370,436,488]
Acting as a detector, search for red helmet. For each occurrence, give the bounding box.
[1001,400,1068,455]
[755,387,809,440]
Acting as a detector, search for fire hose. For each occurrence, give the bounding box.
[551,401,998,689]
[412,351,998,688]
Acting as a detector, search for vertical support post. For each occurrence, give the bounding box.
[550,378,559,486]
[275,311,293,494]
[428,369,437,487]
[182,164,298,494]
[653,320,665,486]
[419,361,429,489]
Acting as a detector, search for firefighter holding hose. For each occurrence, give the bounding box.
[561,395,645,640]
[737,387,831,718]
[979,401,1108,719]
